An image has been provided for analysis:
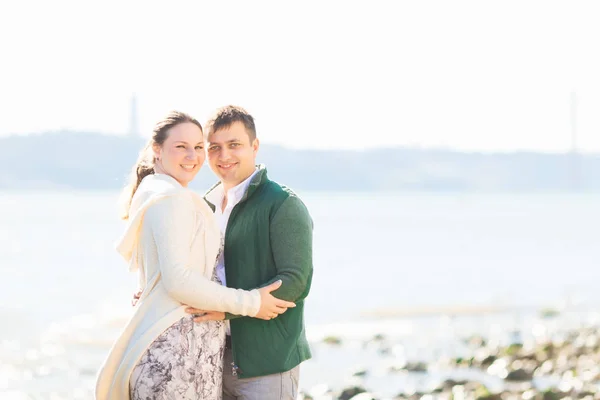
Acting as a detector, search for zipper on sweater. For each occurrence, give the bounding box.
[223,177,257,380]
[230,336,243,376]
[231,362,243,376]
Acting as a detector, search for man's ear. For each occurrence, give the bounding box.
[252,138,260,155]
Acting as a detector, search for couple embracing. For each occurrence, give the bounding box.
[96,105,313,400]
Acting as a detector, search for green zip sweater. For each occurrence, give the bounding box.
[204,165,313,378]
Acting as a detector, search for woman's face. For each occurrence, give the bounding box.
[153,122,205,187]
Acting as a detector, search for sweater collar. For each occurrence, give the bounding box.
[205,164,268,208]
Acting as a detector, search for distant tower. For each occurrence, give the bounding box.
[129,94,140,137]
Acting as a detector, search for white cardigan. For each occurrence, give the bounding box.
[95,174,261,400]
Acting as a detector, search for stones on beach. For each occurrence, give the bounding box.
[393,391,427,400]
[337,385,367,400]
[351,367,368,377]
[371,333,386,342]
[302,383,333,399]
[504,367,534,381]
[451,356,472,367]
[479,354,498,368]
[323,336,343,346]
[432,379,469,392]
[362,333,393,356]
[302,383,376,400]
[503,342,524,356]
[389,360,428,373]
[347,393,376,400]
[540,388,564,400]
[310,318,600,400]
[472,385,502,400]
[539,308,560,319]
[466,334,487,348]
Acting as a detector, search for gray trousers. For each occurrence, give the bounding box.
[222,348,299,400]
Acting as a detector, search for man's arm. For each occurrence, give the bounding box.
[261,195,313,302]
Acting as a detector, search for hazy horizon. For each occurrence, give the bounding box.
[4,128,600,156]
[3,1,600,153]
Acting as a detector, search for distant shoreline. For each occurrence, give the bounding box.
[2,131,600,191]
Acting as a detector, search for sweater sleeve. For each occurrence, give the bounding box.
[145,193,261,316]
[262,195,313,302]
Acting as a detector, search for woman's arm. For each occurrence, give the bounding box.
[145,192,261,316]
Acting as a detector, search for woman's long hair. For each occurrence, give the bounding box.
[120,111,203,219]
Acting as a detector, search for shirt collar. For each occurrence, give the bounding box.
[206,168,259,208]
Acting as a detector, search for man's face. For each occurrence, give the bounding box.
[206,121,259,189]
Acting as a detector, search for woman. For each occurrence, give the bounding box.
[95,111,294,400]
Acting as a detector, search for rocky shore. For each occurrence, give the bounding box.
[4,309,600,400]
[300,314,600,400]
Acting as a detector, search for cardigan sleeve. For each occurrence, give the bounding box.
[144,193,261,316]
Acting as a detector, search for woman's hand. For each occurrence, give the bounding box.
[255,280,296,320]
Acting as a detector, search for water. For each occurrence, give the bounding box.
[1,191,599,398]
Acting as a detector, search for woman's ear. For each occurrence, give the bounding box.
[152,143,161,160]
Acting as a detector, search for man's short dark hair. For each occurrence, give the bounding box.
[205,105,256,141]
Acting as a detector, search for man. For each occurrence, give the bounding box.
[185,105,313,400]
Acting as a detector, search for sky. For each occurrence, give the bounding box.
[1,0,600,152]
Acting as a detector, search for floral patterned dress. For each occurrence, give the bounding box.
[129,245,226,400]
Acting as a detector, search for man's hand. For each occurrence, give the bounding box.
[183,280,295,322]
[185,309,226,323]
[255,280,296,320]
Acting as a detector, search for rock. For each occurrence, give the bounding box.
[473,348,497,368]
[395,392,425,400]
[522,389,538,400]
[405,361,428,372]
[307,383,332,399]
[452,356,474,367]
[537,342,557,361]
[504,343,524,356]
[476,394,503,400]
[576,391,596,399]
[352,368,368,377]
[480,354,497,368]
[505,368,534,381]
[337,386,367,400]
[473,385,502,400]
[372,333,386,342]
[323,336,342,345]
[540,308,560,319]
[537,359,554,375]
[433,379,468,392]
[389,361,428,373]
[542,389,564,400]
[349,393,377,400]
[517,351,538,362]
[465,335,487,348]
